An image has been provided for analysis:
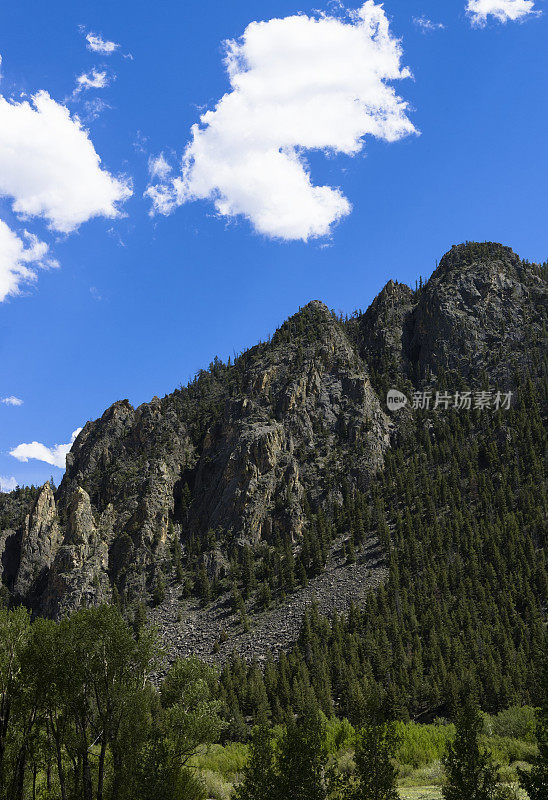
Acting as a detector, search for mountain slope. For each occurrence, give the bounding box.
[0,241,546,704]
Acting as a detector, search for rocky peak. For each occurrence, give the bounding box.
[0,241,544,622]
[408,242,546,381]
[435,241,520,275]
[42,486,112,617]
[356,280,415,377]
[14,482,62,601]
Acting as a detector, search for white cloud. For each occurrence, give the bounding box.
[413,16,445,32]
[0,476,17,493]
[1,396,23,406]
[466,0,539,25]
[10,427,83,470]
[0,219,58,301]
[148,153,172,180]
[146,0,417,241]
[85,32,119,55]
[75,68,110,92]
[0,90,132,233]
[82,98,111,121]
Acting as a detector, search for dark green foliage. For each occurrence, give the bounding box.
[129,734,206,800]
[442,695,502,800]
[220,376,547,725]
[276,707,329,800]
[350,719,400,800]
[235,707,330,800]
[133,601,148,637]
[0,605,224,800]
[196,564,211,604]
[234,725,277,800]
[518,660,548,800]
[152,570,166,605]
[258,581,272,610]
[0,484,40,530]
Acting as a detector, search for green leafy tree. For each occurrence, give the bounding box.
[72,606,160,800]
[124,657,225,800]
[0,606,31,800]
[130,732,206,800]
[159,657,226,764]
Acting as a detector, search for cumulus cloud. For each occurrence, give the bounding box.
[1,395,23,406]
[10,427,83,470]
[75,68,110,92]
[0,219,58,301]
[413,16,445,32]
[466,0,539,25]
[0,476,17,493]
[85,32,119,54]
[0,90,131,233]
[146,0,417,241]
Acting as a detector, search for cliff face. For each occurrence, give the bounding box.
[407,243,546,380]
[357,242,546,384]
[0,242,545,652]
[13,482,62,599]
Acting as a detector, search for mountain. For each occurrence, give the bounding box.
[0,241,546,715]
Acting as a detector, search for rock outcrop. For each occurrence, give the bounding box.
[42,487,112,617]
[0,242,545,662]
[407,243,546,381]
[13,482,62,600]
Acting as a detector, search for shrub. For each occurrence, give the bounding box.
[484,735,538,766]
[201,769,234,800]
[489,707,536,743]
[396,721,455,768]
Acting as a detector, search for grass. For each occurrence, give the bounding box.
[398,787,528,800]
[398,789,442,800]
[191,709,538,798]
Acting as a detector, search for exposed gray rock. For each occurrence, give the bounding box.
[0,242,545,664]
[149,533,388,667]
[14,483,62,600]
[408,243,546,382]
[42,487,112,617]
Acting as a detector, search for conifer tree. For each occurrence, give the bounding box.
[276,706,328,800]
[234,725,276,800]
[442,694,501,800]
[350,716,400,800]
[518,660,548,800]
[196,565,211,604]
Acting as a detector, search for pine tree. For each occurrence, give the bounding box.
[196,565,211,604]
[276,707,328,800]
[442,694,502,800]
[259,581,272,610]
[152,572,166,606]
[350,718,400,800]
[234,725,276,800]
[518,661,548,800]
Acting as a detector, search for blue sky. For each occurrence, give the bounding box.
[0,0,546,489]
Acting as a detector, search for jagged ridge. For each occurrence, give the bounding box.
[0,243,545,667]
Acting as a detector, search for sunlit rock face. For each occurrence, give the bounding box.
[0,243,545,641]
